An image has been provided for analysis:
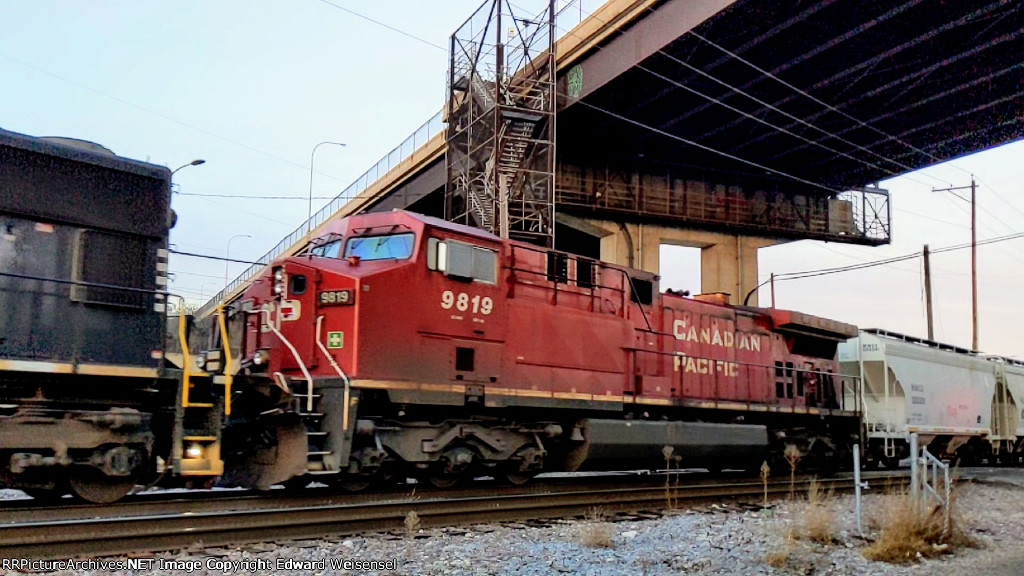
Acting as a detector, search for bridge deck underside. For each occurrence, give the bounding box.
[203,0,1024,314]
[557,0,1024,192]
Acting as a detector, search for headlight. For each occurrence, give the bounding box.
[195,353,207,370]
[185,443,203,459]
[253,349,270,366]
[272,267,286,296]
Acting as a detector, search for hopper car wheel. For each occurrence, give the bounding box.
[999,450,1019,467]
[881,455,901,470]
[68,467,136,504]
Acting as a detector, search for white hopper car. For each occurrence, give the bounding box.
[840,329,1024,467]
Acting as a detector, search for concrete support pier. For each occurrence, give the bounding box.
[583,219,783,306]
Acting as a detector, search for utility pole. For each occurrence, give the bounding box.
[770,272,776,308]
[923,244,933,340]
[932,177,978,350]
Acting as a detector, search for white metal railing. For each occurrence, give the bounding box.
[909,433,952,536]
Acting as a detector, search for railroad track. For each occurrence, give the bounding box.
[0,471,907,560]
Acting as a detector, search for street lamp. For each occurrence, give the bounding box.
[308,141,346,233]
[171,159,206,175]
[224,234,253,287]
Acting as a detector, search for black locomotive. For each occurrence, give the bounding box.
[0,129,212,502]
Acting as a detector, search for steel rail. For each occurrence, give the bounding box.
[0,472,907,560]
[0,472,741,522]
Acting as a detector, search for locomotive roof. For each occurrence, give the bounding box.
[389,210,502,242]
[0,127,171,181]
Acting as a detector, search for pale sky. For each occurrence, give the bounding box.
[1,1,1021,357]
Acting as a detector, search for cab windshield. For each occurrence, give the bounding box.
[344,232,415,261]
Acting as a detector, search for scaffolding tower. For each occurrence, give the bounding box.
[445,0,556,247]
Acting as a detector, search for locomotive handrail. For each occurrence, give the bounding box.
[505,243,639,318]
[628,345,859,412]
[177,296,193,408]
[258,309,315,412]
[216,304,234,417]
[0,269,168,295]
[315,315,352,431]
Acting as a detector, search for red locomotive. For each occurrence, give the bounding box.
[207,210,861,489]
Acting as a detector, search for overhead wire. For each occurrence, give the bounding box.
[169,249,262,265]
[175,191,339,200]
[0,53,347,183]
[685,3,1012,175]
[547,1,1024,267]
[774,230,1024,281]
[315,0,448,51]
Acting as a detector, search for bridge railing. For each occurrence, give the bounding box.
[197,111,444,317]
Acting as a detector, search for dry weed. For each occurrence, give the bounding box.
[764,529,814,572]
[585,506,606,522]
[784,445,802,499]
[579,506,615,548]
[579,522,615,548]
[760,460,771,508]
[797,479,837,544]
[862,489,976,564]
[763,549,790,568]
[403,510,421,536]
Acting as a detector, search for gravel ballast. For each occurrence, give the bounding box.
[6,479,1024,575]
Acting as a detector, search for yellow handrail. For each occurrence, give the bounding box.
[216,303,234,416]
[178,298,192,407]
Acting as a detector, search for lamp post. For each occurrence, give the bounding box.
[171,159,206,176]
[308,141,346,233]
[224,234,253,287]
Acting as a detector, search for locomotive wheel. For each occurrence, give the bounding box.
[503,471,536,486]
[336,476,372,492]
[68,467,136,504]
[280,475,311,490]
[21,486,67,502]
[427,474,460,489]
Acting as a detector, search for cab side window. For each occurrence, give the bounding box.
[427,238,497,283]
[311,240,342,259]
